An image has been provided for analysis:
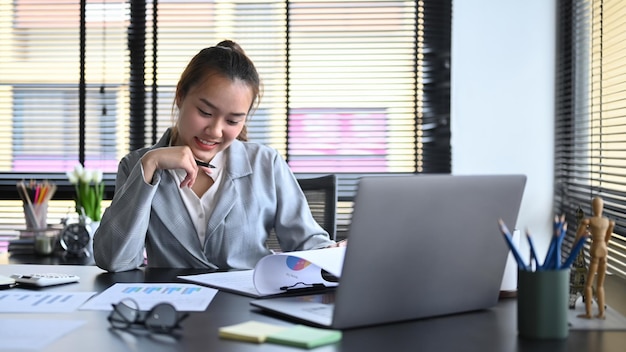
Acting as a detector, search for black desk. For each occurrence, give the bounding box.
[3,252,95,266]
[1,263,625,352]
[0,240,95,266]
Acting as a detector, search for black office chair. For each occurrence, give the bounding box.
[266,174,337,252]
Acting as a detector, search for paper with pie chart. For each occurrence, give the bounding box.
[178,247,345,297]
[252,246,345,296]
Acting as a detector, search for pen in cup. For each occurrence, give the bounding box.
[498,219,529,271]
[560,234,588,269]
[501,216,588,272]
[541,215,567,270]
[17,180,56,229]
[525,229,540,270]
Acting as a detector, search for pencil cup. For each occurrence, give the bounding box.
[32,228,60,256]
[517,269,570,339]
[23,202,48,230]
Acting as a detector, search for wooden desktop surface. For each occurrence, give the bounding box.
[1,261,625,352]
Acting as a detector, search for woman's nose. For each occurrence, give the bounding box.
[204,119,222,137]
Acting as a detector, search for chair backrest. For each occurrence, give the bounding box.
[266,174,337,252]
[298,174,337,240]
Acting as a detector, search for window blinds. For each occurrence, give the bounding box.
[555,0,626,279]
[0,0,451,239]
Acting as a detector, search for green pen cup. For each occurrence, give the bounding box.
[517,269,570,339]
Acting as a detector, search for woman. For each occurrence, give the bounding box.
[94,40,337,272]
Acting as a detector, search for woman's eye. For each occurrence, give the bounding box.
[198,108,211,116]
[227,120,240,126]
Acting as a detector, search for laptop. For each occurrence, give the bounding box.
[250,174,527,329]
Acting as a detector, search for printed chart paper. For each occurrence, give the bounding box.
[80,283,217,311]
[0,289,97,313]
[179,247,345,297]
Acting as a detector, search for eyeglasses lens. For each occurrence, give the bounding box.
[109,298,140,329]
[144,303,178,332]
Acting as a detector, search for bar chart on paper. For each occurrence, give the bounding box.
[0,290,97,313]
[80,283,217,311]
[122,286,202,295]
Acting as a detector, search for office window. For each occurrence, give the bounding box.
[0,0,451,239]
[555,0,626,280]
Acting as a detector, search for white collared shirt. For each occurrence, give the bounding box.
[168,152,224,248]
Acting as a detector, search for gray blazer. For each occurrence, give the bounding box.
[93,129,333,272]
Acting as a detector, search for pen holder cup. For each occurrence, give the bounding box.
[517,269,570,339]
[30,228,60,256]
[23,202,48,230]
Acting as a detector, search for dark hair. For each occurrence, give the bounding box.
[174,40,261,141]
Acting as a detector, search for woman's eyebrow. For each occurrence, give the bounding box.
[199,98,247,117]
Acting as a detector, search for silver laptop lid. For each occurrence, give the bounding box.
[331,174,526,328]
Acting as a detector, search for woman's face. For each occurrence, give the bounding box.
[175,73,253,162]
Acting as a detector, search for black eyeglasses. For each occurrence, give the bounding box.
[108,298,189,334]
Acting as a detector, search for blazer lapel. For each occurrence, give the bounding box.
[206,141,252,235]
[152,169,209,264]
[206,171,245,234]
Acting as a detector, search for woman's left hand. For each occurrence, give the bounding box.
[326,239,348,248]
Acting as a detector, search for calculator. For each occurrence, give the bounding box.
[0,275,16,289]
[10,273,80,287]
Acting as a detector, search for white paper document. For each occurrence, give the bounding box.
[0,289,97,313]
[179,270,259,297]
[179,247,345,298]
[0,319,86,351]
[80,283,217,311]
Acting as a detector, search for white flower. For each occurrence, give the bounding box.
[66,170,78,184]
[66,164,105,221]
[80,169,92,183]
[92,169,103,184]
[66,164,83,184]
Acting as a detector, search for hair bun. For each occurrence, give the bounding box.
[216,39,244,54]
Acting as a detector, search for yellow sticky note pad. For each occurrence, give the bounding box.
[218,321,289,343]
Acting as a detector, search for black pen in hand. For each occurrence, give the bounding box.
[195,159,215,168]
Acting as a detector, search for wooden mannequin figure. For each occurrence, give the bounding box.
[574,196,615,319]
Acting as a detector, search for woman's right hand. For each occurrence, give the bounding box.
[141,146,203,187]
